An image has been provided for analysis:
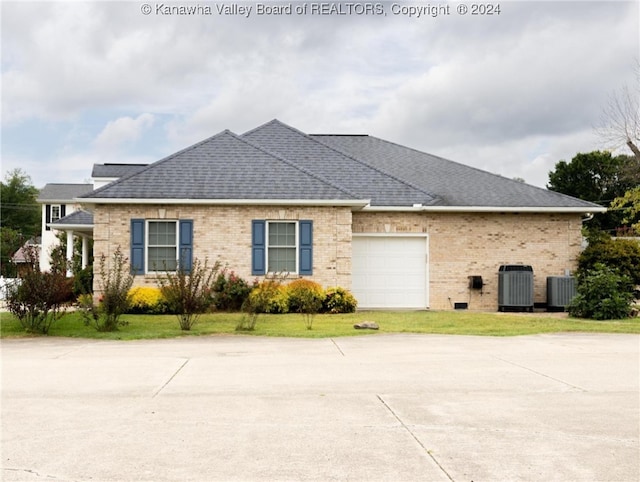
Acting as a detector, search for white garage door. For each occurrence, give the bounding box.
[352,235,428,309]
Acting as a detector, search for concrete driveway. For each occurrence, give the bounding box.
[1,333,639,481]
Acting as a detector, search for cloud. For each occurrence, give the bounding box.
[94,113,155,152]
[1,0,638,191]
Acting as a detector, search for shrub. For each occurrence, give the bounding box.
[322,286,358,313]
[238,280,284,331]
[158,258,220,330]
[569,263,634,320]
[578,232,640,285]
[127,286,167,314]
[80,247,135,332]
[5,245,68,334]
[212,269,252,311]
[72,265,94,296]
[285,279,324,330]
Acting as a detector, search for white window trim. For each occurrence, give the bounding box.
[50,204,62,223]
[266,220,299,275]
[145,219,179,273]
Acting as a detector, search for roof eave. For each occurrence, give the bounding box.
[77,198,371,208]
[362,205,607,214]
[47,223,94,230]
[37,198,81,204]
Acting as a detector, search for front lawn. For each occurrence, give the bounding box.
[1,310,639,340]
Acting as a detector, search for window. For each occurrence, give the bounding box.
[51,205,61,223]
[130,219,193,275]
[267,221,297,272]
[45,204,65,231]
[252,220,313,276]
[147,221,178,272]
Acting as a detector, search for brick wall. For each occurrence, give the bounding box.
[93,204,583,311]
[353,211,583,310]
[92,204,353,294]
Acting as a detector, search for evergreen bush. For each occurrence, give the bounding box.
[569,263,634,320]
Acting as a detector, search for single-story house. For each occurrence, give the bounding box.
[71,119,604,310]
[10,236,41,276]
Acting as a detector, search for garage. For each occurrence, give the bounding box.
[352,235,428,309]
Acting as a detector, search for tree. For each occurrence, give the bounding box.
[610,187,640,235]
[0,169,41,277]
[597,64,640,162]
[547,151,636,232]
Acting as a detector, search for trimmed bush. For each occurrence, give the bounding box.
[128,286,167,314]
[244,280,289,314]
[238,280,285,330]
[285,279,324,330]
[322,287,358,313]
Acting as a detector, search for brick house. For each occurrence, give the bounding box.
[75,119,604,310]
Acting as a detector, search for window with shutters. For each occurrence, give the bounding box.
[252,219,313,276]
[50,205,61,223]
[130,219,193,275]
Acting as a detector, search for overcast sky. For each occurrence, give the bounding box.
[2,0,638,189]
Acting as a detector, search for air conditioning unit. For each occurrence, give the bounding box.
[498,265,534,312]
[547,276,576,311]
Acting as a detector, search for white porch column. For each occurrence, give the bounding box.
[66,230,74,277]
[81,236,89,269]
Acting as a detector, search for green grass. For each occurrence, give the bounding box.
[1,309,639,340]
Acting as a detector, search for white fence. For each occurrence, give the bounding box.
[0,277,21,300]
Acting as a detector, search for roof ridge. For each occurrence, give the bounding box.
[304,132,442,205]
[232,128,363,200]
[245,119,440,205]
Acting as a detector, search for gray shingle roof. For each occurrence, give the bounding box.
[78,119,603,211]
[51,209,94,226]
[82,130,361,202]
[311,133,601,209]
[37,184,93,202]
[92,164,148,178]
[242,120,438,206]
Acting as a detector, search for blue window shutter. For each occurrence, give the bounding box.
[179,220,193,273]
[130,219,145,275]
[252,220,266,275]
[61,204,66,218]
[299,220,313,275]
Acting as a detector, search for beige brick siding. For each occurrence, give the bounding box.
[93,204,583,310]
[92,204,353,295]
[352,211,583,310]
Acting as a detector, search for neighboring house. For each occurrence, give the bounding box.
[37,164,147,273]
[74,119,605,310]
[11,237,41,277]
[37,184,93,272]
[91,163,148,190]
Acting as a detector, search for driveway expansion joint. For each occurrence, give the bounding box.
[152,358,189,398]
[376,394,455,481]
[492,355,588,392]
